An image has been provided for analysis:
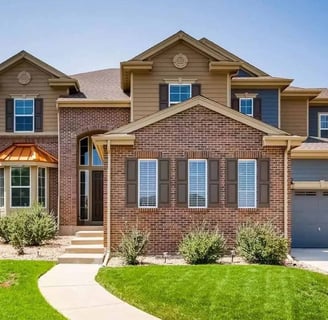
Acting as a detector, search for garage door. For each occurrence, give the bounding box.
[292,191,328,248]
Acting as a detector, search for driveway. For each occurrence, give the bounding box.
[291,248,328,273]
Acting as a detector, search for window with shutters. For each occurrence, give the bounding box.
[138,159,158,208]
[188,159,207,208]
[14,99,34,132]
[319,113,328,138]
[239,98,253,116]
[238,160,257,208]
[169,84,191,105]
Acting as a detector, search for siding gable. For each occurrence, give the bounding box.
[309,106,328,137]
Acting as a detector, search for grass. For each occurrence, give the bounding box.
[97,264,328,320]
[0,260,65,320]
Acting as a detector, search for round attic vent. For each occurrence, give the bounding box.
[17,71,31,85]
[173,53,188,69]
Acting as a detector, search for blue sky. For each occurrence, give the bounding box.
[1,0,327,87]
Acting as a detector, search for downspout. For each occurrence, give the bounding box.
[56,101,60,228]
[284,140,291,239]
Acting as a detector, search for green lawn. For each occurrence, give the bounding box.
[0,260,65,320]
[97,265,328,320]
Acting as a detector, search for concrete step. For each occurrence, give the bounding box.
[71,237,103,245]
[58,253,104,264]
[65,244,104,254]
[76,230,104,238]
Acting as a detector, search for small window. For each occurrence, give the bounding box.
[239,98,253,116]
[138,159,157,208]
[14,99,34,132]
[38,168,46,207]
[11,167,30,207]
[80,137,89,165]
[79,170,89,220]
[319,114,328,138]
[238,160,256,208]
[169,84,191,105]
[0,168,4,208]
[92,143,103,166]
[188,159,207,208]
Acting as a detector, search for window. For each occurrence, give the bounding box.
[319,114,328,138]
[38,168,46,207]
[14,99,34,132]
[92,144,103,166]
[0,168,4,208]
[169,84,191,105]
[238,160,256,208]
[80,137,89,165]
[188,159,207,208]
[79,170,89,220]
[138,159,157,208]
[239,98,253,116]
[11,167,30,207]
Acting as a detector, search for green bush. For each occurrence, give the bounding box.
[8,212,26,255]
[119,228,150,265]
[236,221,288,265]
[0,216,11,243]
[179,225,225,264]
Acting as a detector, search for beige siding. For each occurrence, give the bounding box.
[280,99,308,136]
[0,60,67,132]
[133,42,228,121]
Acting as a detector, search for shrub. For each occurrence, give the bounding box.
[236,221,288,265]
[0,216,11,243]
[179,225,225,264]
[8,212,26,255]
[119,228,150,265]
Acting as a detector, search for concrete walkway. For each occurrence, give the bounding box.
[291,248,328,273]
[39,264,159,320]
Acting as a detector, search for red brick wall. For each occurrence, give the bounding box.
[108,106,289,254]
[59,107,130,229]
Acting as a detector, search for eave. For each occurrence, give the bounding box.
[291,181,328,190]
[281,88,321,100]
[48,78,80,91]
[291,149,328,159]
[57,98,130,108]
[309,99,328,106]
[231,77,293,90]
[263,135,306,147]
[120,61,153,91]
[209,61,241,73]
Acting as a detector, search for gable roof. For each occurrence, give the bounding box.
[107,95,288,136]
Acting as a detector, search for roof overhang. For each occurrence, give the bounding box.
[209,61,241,73]
[309,99,328,106]
[263,135,305,147]
[56,98,130,108]
[120,61,153,91]
[291,181,328,190]
[231,77,293,90]
[281,88,321,100]
[48,78,80,91]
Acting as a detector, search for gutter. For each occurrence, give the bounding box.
[284,140,292,239]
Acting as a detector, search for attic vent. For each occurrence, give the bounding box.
[294,191,317,196]
[173,53,188,69]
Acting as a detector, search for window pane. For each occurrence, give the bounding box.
[0,169,4,207]
[92,144,103,166]
[80,171,89,220]
[15,116,33,131]
[240,98,253,116]
[238,160,256,208]
[38,168,46,207]
[169,84,191,104]
[188,160,207,208]
[139,160,157,207]
[80,137,89,165]
[11,188,30,207]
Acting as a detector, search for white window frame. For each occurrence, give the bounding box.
[37,167,47,208]
[318,113,328,138]
[188,159,207,208]
[10,167,31,208]
[169,84,192,106]
[138,159,158,208]
[239,98,253,117]
[79,170,89,221]
[238,159,257,209]
[14,98,34,133]
[0,168,4,208]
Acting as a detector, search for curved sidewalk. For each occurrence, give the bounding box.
[39,264,159,320]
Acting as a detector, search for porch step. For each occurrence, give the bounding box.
[58,253,104,264]
[65,244,104,254]
[76,230,104,238]
[71,237,103,245]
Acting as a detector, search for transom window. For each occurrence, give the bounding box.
[14,99,34,132]
[11,167,30,207]
[238,160,256,208]
[0,168,4,208]
[319,113,328,138]
[138,159,158,208]
[239,98,253,116]
[79,137,103,166]
[38,168,46,207]
[188,159,207,208]
[169,84,191,105]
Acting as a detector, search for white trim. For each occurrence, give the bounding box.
[169,83,192,106]
[0,168,4,209]
[318,112,328,138]
[237,159,257,209]
[239,97,253,117]
[79,136,89,166]
[37,167,47,208]
[188,159,208,208]
[138,159,158,208]
[10,166,31,208]
[79,170,89,221]
[13,98,34,133]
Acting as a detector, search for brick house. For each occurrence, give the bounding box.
[1,31,328,259]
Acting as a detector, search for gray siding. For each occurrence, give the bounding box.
[292,159,328,181]
[231,89,279,127]
[309,106,328,137]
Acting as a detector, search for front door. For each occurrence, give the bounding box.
[92,171,103,222]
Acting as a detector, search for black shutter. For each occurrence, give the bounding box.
[208,159,220,207]
[5,99,14,132]
[258,159,270,207]
[226,159,238,207]
[253,98,262,120]
[176,159,188,207]
[158,159,170,207]
[231,98,239,111]
[159,84,169,110]
[192,83,201,97]
[126,159,138,207]
[34,98,43,132]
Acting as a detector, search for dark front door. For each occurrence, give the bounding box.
[92,171,103,222]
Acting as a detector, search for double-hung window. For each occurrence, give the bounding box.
[319,113,328,138]
[238,160,256,208]
[14,99,34,132]
[239,98,253,116]
[188,159,207,208]
[0,168,4,208]
[138,159,158,208]
[11,167,30,207]
[169,84,191,105]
